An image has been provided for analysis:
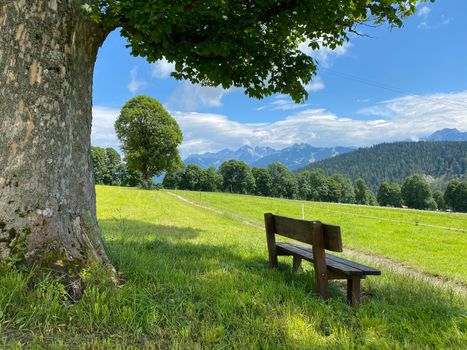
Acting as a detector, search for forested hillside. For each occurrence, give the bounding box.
[303,141,467,189]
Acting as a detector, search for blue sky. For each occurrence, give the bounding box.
[92,0,467,157]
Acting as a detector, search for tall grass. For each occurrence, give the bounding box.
[0,186,465,349]
[174,190,467,284]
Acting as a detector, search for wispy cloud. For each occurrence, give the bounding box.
[305,76,325,93]
[91,106,121,150]
[172,91,467,156]
[167,82,232,110]
[418,6,431,18]
[299,39,352,67]
[91,91,467,158]
[152,58,175,79]
[256,77,324,112]
[127,67,147,94]
[269,99,310,111]
[417,5,431,29]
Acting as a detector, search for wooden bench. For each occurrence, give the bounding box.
[264,213,380,305]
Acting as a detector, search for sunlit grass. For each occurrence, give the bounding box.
[0,186,465,349]
[174,190,467,284]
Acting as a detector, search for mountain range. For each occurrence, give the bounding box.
[184,144,355,170]
[183,128,466,171]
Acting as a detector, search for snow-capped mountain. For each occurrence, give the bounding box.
[184,144,355,170]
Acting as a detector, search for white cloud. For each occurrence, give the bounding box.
[299,39,352,67]
[172,91,467,156]
[256,77,324,112]
[91,106,121,150]
[269,99,310,111]
[417,5,431,29]
[152,58,175,79]
[91,91,467,158]
[168,82,231,110]
[418,6,431,18]
[418,21,429,29]
[127,67,147,94]
[305,76,325,92]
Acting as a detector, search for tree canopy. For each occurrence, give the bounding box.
[84,0,423,103]
[115,95,183,186]
[401,174,433,210]
[377,182,402,207]
[444,179,467,212]
[304,141,466,190]
[219,160,255,194]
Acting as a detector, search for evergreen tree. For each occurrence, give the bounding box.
[304,141,467,190]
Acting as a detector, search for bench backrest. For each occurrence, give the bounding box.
[264,213,343,252]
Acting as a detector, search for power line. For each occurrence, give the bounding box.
[322,68,467,111]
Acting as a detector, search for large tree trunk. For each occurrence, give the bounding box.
[0,1,114,288]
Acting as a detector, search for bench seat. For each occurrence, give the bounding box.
[265,213,381,305]
[276,242,381,277]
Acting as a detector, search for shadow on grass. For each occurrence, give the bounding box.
[98,218,466,349]
[99,218,202,241]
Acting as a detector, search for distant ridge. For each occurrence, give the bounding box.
[424,128,467,141]
[184,144,355,170]
[184,145,276,169]
[301,141,467,190]
[250,144,355,170]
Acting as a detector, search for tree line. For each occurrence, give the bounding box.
[162,160,467,213]
[91,146,147,187]
[304,141,467,190]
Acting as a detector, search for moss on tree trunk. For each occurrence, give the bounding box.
[0,0,115,294]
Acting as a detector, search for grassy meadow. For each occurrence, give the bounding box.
[174,190,467,285]
[0,186,466,349]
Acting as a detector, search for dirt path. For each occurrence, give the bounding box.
[166,191,467,295]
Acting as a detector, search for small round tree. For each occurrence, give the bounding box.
[220,160,255,194]
[401,174,433,210]
[444,179,467,212]
[115,96,183,189]
[377,182,403,207]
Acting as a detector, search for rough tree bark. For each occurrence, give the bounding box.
[0,1,115,290]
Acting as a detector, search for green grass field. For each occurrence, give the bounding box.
[1,186,466,349]
[174,190,467,285]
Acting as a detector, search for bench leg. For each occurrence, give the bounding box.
[292,256,302,273]
[268,248,278,268]
[347,276,361,306]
